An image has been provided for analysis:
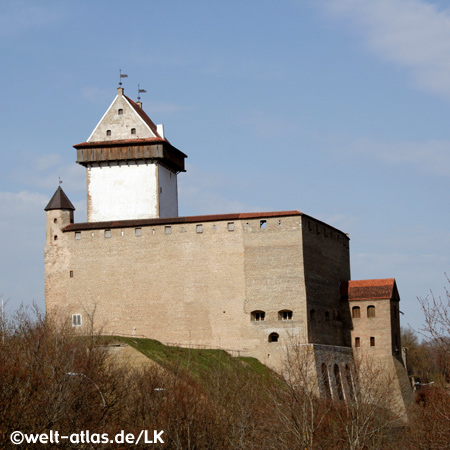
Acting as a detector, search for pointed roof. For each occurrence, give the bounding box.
[86,87,163,143]
[44,186,75,211]
[340,278,398,301]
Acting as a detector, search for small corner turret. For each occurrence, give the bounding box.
[44,186,75,246]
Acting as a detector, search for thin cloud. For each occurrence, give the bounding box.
[321,0,450,98]
[331,136,450,177]
[0,1,64,37]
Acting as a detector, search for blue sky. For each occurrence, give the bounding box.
[0,0,449,334]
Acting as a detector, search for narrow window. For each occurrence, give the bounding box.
[69,271,73,278]
[53,218,57,223]
[279,310,293,321]
[310,309,316,320]
[251,310,265,322]
[118,108,123,115]
[54,235,58,241]
[334,364,344,401]
[268,332,279,343]
[135,228,142,237]
[165,226,172,235]
[131,128,136,135]
[75,232,81,240]
[355,337,360,347]
[370,337,375,347]
[345,365,355,401]
[72,314,82,327]
[227,222,235,232]
[106,130,111,136]
[196,224,203,234]
[321,364,331,398]
[352,306,360,319]
[367,305,376,318]
[260,220,267,229]
[104,229,111,238]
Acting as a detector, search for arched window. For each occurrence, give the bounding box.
[251,310,265,322]
[310,309,316,320]
[268,332,279,343]
[334,364,344,401]
[118,108,123,115]
[131,128,136,135]
[367,305,376,318]
[345,365,355,401]
[352,306,360,319]
[278,310,293,321]
[321,363,331,398]
[106,130,111,136]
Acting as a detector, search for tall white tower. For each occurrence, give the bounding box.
[74,87,187,222]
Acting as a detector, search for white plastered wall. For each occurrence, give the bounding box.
[87,162,159,222]
[158,165,178,218]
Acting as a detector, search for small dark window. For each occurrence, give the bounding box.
[279,310,293,321]
[370,337,375,347]
[268,332,279,343]
[54,235,58,241]
[251,310,265,322]
[69,271,73,278]
[352,306,360,319]
[72,314,82,327]
[53,218,57,223]
[355,337,360,347]
[260,220,267,229]
[367,305,376,318]
[118,108,123,115]
[106,130,111,136]
[131,128,136,135]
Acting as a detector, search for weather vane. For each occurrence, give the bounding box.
[137,84,147,101]
[119,69,128,86]
[59,177,62,185]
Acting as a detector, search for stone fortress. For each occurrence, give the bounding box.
[44,86,413,414]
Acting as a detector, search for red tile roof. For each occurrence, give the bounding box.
[124,95,161,138]
[340,279,396,301]
[62,211,303,232]
[73,137,166,149]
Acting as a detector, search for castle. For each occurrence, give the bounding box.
[44,86,413,414]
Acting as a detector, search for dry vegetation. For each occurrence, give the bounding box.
[1,293,450,449]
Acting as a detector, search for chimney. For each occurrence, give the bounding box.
[117,87,124,96]
[136,101,143,109]
[157,124,165,139]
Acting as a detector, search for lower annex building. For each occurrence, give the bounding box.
[44,86,413,414]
